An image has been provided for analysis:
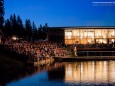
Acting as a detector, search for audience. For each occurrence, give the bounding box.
[4,39,67,62]
[4,38,115,62]
[68,42,115,50]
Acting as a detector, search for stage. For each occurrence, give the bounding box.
[54,56,115,62]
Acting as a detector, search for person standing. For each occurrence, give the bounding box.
[74,47,78,57]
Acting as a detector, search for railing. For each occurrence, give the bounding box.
[77,51,115,56]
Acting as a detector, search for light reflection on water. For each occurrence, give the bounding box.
[64,61,115,85]
[6,61,115,86]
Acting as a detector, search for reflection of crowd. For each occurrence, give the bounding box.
[4,39,67,62]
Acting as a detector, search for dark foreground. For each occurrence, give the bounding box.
[1,44,115,86]
[0,45,26,86]
[5,61,115,86]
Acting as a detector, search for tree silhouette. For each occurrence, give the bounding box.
[25,19,32,41]
[39,24,42,28]
[4,19,12,37]
[12,14,17,35]
[32,21,38,40]
[17,15,25,38]
[4,14,25,38]
[3,13,49,41]
[0,0,4,38]
[45,23,48,28]
[38,23,49,40]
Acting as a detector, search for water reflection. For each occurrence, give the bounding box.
[64,61,115,85]
[4,61,115,86]
[0,62,58,86]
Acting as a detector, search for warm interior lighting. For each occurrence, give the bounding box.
[112,39,114,42]
[103,40,107,44]
[88,40,91,43]
[100,39,103,43]
[66,32,72,39]
[73,30,78,36]
[84,32,87,37]
[103,35,106,39]
[65,29,115,44]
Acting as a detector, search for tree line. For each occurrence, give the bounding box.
[0,0,48,41]
[3,14,48,41]
[0,0,4,37]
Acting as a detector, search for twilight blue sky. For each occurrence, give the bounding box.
[4,0,115,27]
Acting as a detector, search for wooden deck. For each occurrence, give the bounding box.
[54,56,115,62]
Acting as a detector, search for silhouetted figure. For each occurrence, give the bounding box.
[112,41,115,48]
[74,47,78,57]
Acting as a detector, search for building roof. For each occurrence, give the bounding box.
[48,26,115,29]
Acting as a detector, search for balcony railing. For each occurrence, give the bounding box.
[77,51,115,56]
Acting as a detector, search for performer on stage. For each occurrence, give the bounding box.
[74,47,78,57]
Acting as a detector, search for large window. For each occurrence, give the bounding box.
[65,28,115,44]
[95,29,108,43]
[65,31,73,44]
[87,29,94,44]
[80,29,87,44]
[108,29,115,38]
[95,29,102,38]
[101,29,108,38]
[73,30,79,44]
[65,31,72,39]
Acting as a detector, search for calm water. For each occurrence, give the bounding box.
[3,61,115,86]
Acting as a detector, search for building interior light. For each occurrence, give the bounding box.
[65,29,115,44]
[66,32,72,39]
[112,39,114,42]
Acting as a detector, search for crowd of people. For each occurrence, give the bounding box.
[4,39,67,62]
[4,38,115,62]
[68,42,115,50]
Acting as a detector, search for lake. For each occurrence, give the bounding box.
[4,60,115,86]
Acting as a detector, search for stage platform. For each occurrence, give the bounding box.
[54,56,115,62]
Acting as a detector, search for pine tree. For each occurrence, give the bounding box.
[0,0,4,38]
[0,0,4,29]
[39,24,42,28]
[17,15,24,37]
[4,19,12,37]
[9,14,17,36]
[32,21,38,40]
[25,19,32,41]
[12,14,17,35]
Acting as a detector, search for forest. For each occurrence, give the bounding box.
[0,0,48,41]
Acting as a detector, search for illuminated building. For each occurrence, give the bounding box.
[48,26,115,44]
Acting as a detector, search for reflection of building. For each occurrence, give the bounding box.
[48,61,115,85]
[65,61,115,84]
[48,27,115,44]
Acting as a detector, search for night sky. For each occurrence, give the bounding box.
[4,0,115,27]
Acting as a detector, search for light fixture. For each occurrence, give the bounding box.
[12,36,18,41]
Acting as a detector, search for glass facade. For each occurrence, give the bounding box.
[65,28,115,44]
